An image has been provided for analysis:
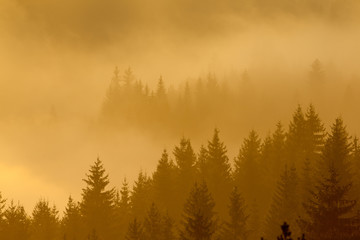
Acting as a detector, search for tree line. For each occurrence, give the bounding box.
[2,104,360,240]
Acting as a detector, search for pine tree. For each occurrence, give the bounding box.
[81,158,116,240]
[62,196,83,240]
[285,105,306,169]
[126,219,144,240]
[131,171,152,220]
[222,187,248,240]
[304,104,325,159]
[161,213,175,240]
[2,201,30,240]
[143,203,162,240]
[174,137,197,217]
[180,182,217,240]
[152,149,176,215]
[202,129,232,219]
[234,130,265,235]
[264,166,299,240]
[115,178,132,240]
[300,118,359,240]
[30,199,59,240]
[0,192,5,234]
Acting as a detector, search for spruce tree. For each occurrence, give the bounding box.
[0,192,5,235]
[234,130,264,237]
[62,196,83,240]
[115,178,132,240]
[173,137,197,217]
[30,199,59,240]
[161,213,175,240]
[285,105,306,169]
[152,149,176,214]
[126,219,144,240]
[180,182,217,240]
[143,203,162,240]
[202,129,232,219]
[80,158,116,240]
[131,171,152,220]
[222,187,248,240]
[264,166,299,240]
[2,201,30,240]
[300,118,359,240]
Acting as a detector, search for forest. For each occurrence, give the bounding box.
[1,100,360,240]
[2,1,360,240]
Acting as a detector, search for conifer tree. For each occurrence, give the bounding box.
[62,196,82,240]
[131,171,152,220]
[0,192,5,234]
[143,203,162,240]
[222,187,248,240]
[161,213,175,240]
[234,130,265,233]
[264,166,299,240]
[300,118,359,240]
[202,129,232,219]
[81,158,116,240]
[173,137,197,216]
[126,219,144,240]
[180,182,217,240]
[30,199,59,240]
[115,178,132,239]
[2,201,30,240]
[152,149,176,215]
[304,104,325,159]
[285,105,306,169]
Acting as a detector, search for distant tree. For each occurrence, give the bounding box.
[143,203,162,240]
[2,201,30,240]
[30,199,59,240]
[234,130,264,237]
[202,129,232,219]
[126,219,144,240]
[179,182,217,240]
[264,166,299,240]
[0,192,5,234]
[309,59,325,88]
[114,178,132,239]
[285,105,306,169]
[131,171,152,220]
[173,137,197,216]
[304,104,325,159]
[221,187,248,240]
[123,67,135,88]
[152,149,176,215]
[80,158,116,240]
[62,196,82,240]
[156,76,167,99]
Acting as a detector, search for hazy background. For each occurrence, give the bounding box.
[1,0,360,212]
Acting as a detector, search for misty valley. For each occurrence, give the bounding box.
[2,0,360,239]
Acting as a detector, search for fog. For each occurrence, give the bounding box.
[1,0,360,212]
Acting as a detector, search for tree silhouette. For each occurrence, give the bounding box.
[30,199,59,240]
[180,182,217,240]
[2,201,30,240]
[81,158,116,240]
[126,219,144,240]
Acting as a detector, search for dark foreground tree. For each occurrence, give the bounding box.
[299,118,359,240]
[180,182,217,240]
[81,158,116,240]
